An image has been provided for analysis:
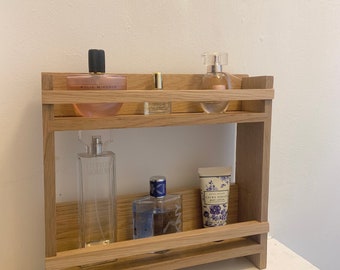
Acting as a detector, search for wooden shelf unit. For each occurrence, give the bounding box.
[42,73,274,270]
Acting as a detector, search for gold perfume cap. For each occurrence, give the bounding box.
[154,72,163,89]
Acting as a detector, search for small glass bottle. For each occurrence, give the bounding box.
[200,52,231,113]
[132,176,182,239]
[67,49,127,117]
[144,72,171,115]
[77,130,116,247]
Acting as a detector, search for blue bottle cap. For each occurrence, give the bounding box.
[149,176,166,198]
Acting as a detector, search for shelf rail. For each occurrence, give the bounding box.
[46,221,269,270]
[42,89,274,104]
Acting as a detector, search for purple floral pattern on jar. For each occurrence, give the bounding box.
[200,174,231,227]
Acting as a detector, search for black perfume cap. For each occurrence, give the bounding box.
[88,49,105,73]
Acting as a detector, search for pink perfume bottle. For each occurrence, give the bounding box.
[67,49,127,117]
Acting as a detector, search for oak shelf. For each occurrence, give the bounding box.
[42,72,274,270]
[46,221,269,270]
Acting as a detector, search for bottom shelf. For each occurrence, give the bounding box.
[46,221,269,270]
[63,237,263,270]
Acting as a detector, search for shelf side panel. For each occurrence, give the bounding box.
[42,73,57,257]
[236,76,273,269]
[237,76,273,222]
[240,76,274,112]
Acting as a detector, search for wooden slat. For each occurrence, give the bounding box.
[64,238,263,270]
[46,112,270,132]
[42,74,57,257]
[42,89,274,104]
[46,221,269,270]
[56,185,238,252]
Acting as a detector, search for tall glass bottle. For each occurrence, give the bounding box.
[144,72,171,115]
[67,49,127,117]
[77,130,116,247]
[132,176,182,239]
[200,52,231,113]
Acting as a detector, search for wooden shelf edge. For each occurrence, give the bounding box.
[63,237,264,270]
[45,220,269,270]
[42,89,274,104]
[46,111,270,131]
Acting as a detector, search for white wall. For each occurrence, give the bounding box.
[1,1,339,269]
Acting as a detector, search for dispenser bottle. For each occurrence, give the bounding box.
[200,52,231,113]
[77,130,116,247]
[67,49,127,117]
[132,176,182,239]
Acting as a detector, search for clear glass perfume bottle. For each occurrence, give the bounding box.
[132,176,182,239]
[77,130,116,247]
[200,52,231,113]
[144,72,171,115]
[67,49,127,117]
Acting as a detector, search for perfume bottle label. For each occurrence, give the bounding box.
[153,204,182,235]
[77,84,123,89]
[82,158,112,176]
[144,102,171,115]
[204,190,229,204]
[67,76,126,90]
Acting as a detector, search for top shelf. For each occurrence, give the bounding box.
[44,111,270,131]
[41,73,274,131]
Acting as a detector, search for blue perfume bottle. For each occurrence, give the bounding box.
[132,176,182,239]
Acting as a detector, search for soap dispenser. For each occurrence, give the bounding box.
[200,52,231,113]
[77,129,116,247]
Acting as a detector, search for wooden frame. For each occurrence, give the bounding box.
[42,73,273,269]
